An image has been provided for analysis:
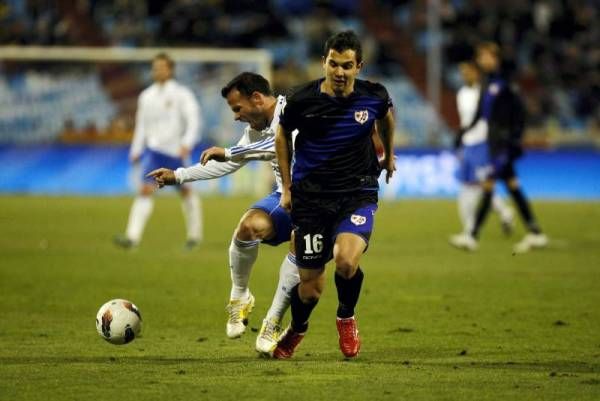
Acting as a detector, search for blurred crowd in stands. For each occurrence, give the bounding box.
[384,0,599,134]
[1,0,598,143]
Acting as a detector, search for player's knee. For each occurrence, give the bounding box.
[481,180,495,192]
[140,184,155,196]
[235,219,259,241]
[179,185,191,196]
[334,254,359,279]
[236,215,271,242]
[236,211,274,242]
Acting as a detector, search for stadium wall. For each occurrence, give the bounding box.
[0,145,598,200]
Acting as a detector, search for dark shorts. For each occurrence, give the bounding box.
[490,153,517,181]
[141,149,185,184]
[250,191,292,246]
[291,191,378,269]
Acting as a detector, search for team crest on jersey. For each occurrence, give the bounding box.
[488,84,500,95]
[351,214,367,226]
[354,110,369,124]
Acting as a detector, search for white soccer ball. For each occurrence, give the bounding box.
[95,299,142,345]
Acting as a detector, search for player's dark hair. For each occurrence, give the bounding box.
[323,30,362,64]
[153,52,175,70]
[221,72,272,98]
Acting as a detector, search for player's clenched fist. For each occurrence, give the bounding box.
[279,189,292,212]
[146,168,176,188]
[200,147,226,165]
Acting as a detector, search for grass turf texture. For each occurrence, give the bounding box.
[0,195,599,400]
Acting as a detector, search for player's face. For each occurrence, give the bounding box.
[323,49,362,96]
[226,89,267,130]
[152,59,173,83]
[476,50,498,73]
[459,64,479,86]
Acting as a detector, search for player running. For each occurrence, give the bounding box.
[274,30,396,359]
[148,72,299,355]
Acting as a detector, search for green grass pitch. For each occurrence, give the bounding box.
[1,195,599,400]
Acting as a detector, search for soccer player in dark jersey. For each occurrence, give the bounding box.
[466,42,547,253]
[273,30,396,358]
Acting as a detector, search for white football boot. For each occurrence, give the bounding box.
[449,233,478,251]
[225,293,255,338]
[255,318,282,356]
[513,233,548,254]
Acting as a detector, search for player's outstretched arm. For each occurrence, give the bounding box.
[275,125,292,211]
[376,109,396,183]
[146,168,176,188]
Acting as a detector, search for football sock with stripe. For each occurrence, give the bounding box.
[265,253,300,323]
[228,237,259,300]
[335,267,364,319]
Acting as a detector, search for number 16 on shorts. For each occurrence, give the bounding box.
[303,233,324,254]
[296,231,330,268]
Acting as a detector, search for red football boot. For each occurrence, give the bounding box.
[273,326,305,359]
[336,316,360,357]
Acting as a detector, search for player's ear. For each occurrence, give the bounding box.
[356,61,364,71]
[251,91,263,105]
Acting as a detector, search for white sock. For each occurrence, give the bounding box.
[265,253,300,324]
[229,236,260,300]
[458,185,481,234]
[492,195,513,222]
[125,196,154,243]
[181,193,203,242]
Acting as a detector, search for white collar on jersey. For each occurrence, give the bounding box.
[268,95,286,132]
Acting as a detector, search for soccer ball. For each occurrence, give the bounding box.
[95,299,142,345]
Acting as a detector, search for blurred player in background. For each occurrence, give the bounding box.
[454,43,547,253]
[449,61,514,251]
[148,72,299,355]
[274,31,396,359]
[114,53,203,250]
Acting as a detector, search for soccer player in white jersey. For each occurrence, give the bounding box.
[148,72,300,355]
[450,61,514,251]
[114,53,203,249]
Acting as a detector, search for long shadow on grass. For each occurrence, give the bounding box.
[1,356,599,375]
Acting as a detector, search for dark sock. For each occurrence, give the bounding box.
[289,284,317,333]
[471,191,493,239]
[335,267,364,319]
[509,187,541,234]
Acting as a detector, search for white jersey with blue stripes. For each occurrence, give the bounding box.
[174,95,285,192]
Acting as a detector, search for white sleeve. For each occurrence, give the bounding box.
[224,136,276,162]
[174,159,246,184]
[173,129,250,183]
[130,95,146,158]
[180,88,201,149]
